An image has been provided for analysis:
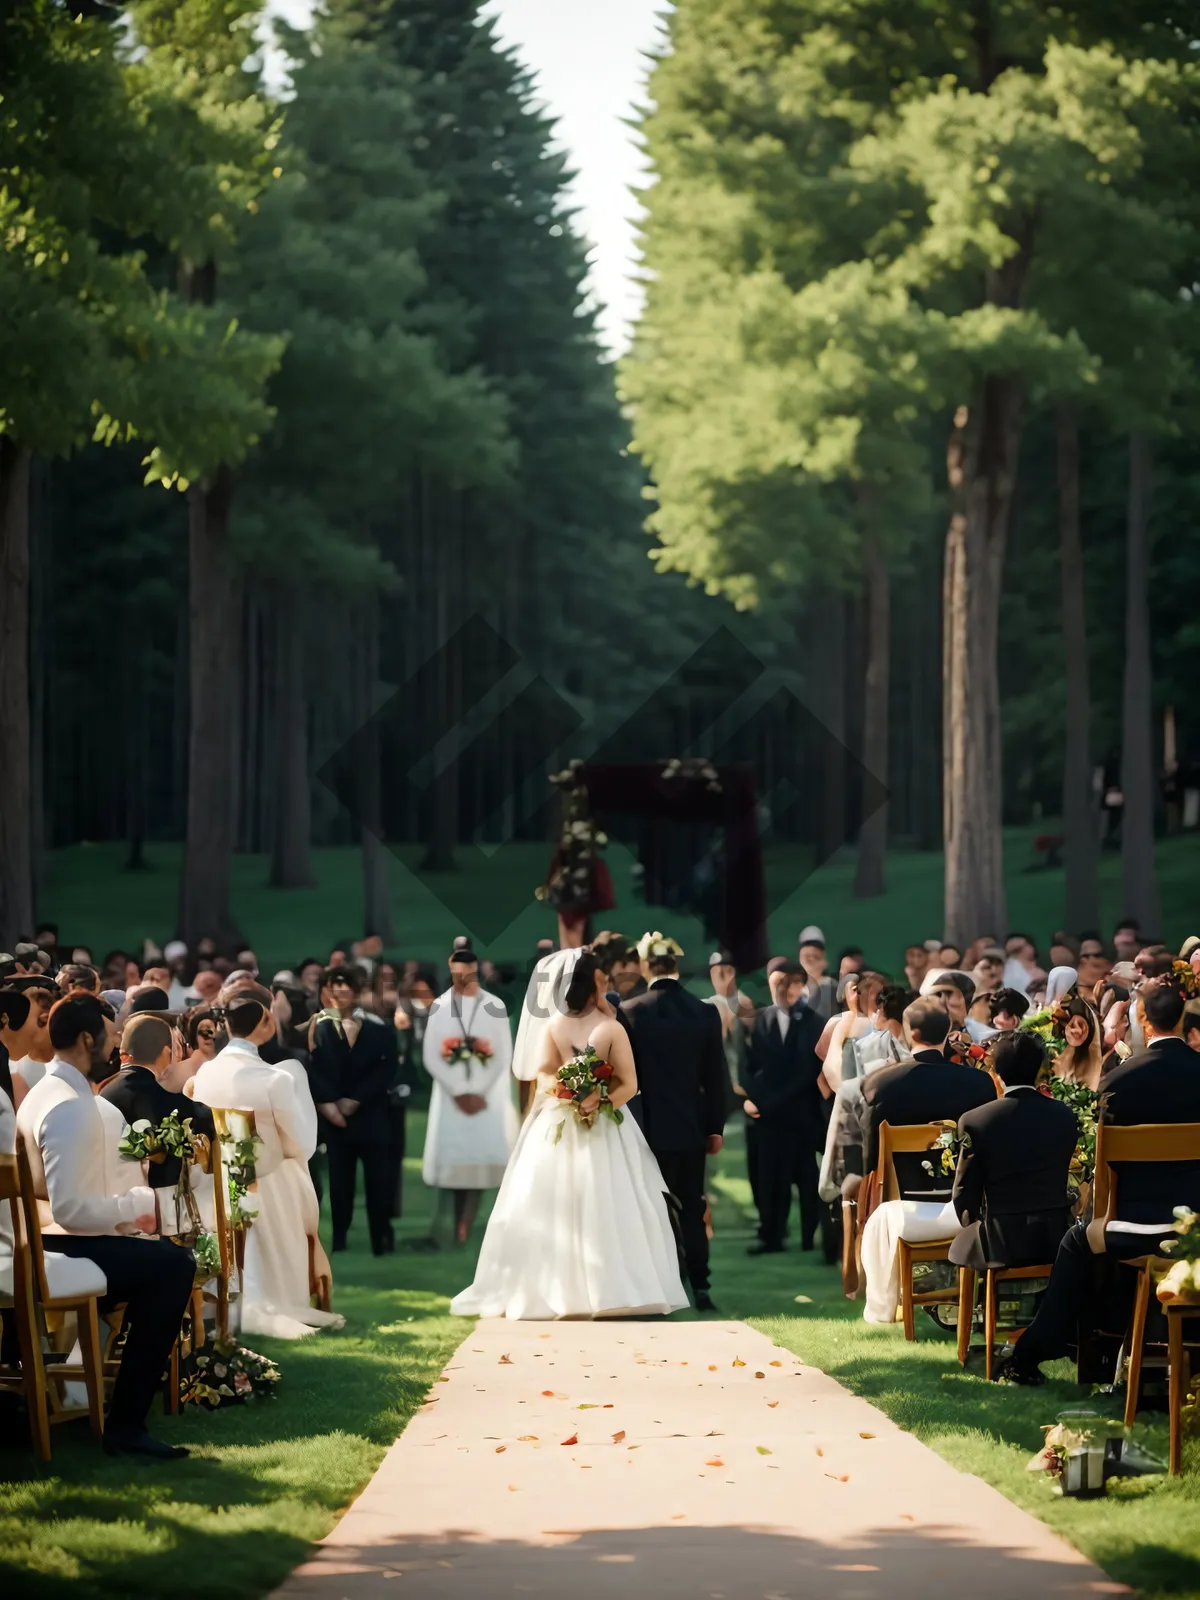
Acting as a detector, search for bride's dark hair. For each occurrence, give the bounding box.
[565,951,603,1015]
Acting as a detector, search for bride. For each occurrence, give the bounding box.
[450,948,688,1320]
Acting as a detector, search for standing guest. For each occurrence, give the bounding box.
[949,1031,1078,1275]
[1112,920,1142,963]
[838,946,866,977]
[1075,933,1110,1002]
[970,947,1006,1000]
[1049,931,1080,969]
[797,926,836,1020]
[352,933,384,982]
[99,951,130,989]
[16,994,195,1458]
[1007,976,1200,1384]
[311,966,403,1255]
[937,942,963,972]
[235,948,259,979]
[620,933,728,1309]
[921,969,988,1050]
[371,961,401,1020]
[58,963,100,996]
[421,947,517,1245]
[742,960,825,1255]
[821,971,886,1093]
[163,941,191,1010]
[193,997,342,1339]
[184,968,223,1008]
[33,922,59,960]
[903,942,932,991]
[296,958,324,1011]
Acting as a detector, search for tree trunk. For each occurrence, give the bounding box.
[1057,405,1099,932]
[854,519,890,898]
[178,466,244,946]
[269,584,315,888]
[0,438,34,946]
[816,590,846,864]
[359,596,395,940]
[421,479,459,871]
[943,381,1021,945]
[1120,431,1162,935]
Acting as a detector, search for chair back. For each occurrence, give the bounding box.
[13,1141,58,1308]
[0,1151,39,1326]
[1093,1121,1200,1219]
[209,1107,259,1338]
[879,1122,948,1203]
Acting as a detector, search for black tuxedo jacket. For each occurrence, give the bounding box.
[1099,1036,1200,1222]
[310,1012,401,1139]
[619,978,727,1154]
[100,1066,216,1189]
[949,1086,1077,1269]
[741,1001,824,1135]
[862,1049,997,1195]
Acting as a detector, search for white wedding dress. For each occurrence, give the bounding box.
[450,953,688,1321]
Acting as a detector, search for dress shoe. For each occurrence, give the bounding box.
[991,1348,1045,1386]
[746,1242,784,1256]
[694,1292,717,1312]
[103,1427,190,1461]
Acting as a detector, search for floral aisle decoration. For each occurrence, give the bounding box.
[1027,1410,1124,1495]
[550,1045,622,1144]
[192,1230,222,1285]
[920,1120,968,1180]
[219,1112,263,1230]
[440,1033,494,1079]
[118,1111,205,1246]
[179,1336,281,1410]
[1045,1076,1099,1195]
[1158,1208,1200,1437]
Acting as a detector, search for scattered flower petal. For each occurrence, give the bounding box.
[495,1446,506,1453]
[560,1433,578,1446]
[756,1446,773,1456]
[859,1432,875,1440]
[612,1430,626,1444]
[732,1358,746,1368]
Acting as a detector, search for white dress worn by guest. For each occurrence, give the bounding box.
[451,949,688,1320]
[421,985,518,1191]
[861,1193,961,1324]
[193,1038,343,1340]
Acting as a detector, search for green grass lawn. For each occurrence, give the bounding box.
[38,824,1200,978]
[4,1117,1199,1599]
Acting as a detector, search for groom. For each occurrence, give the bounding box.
[620,932,728,1311]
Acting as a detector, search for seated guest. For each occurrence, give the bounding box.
[0,987,41,1103]
[743,959,825,1254]
[948,1031,1077,1273]
[921,968,990,1051]
[310,966,403,1255]
[6,974,58,1105]
[15,994,195,1459]
[1005,976,1200,1384]
[861,998,997,1190]
[989,987,1030,1032]
[858,999,995,1324]
[818,985,911,1207]
[193,997,342,1340]
[102,1015,216,1231]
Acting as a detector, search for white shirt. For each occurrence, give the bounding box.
[775,1005,791,1042]
[193,1038,317,1176]
[9,1056,48,1092]
[0,1086,15,1276]
[15,1059,155,1236]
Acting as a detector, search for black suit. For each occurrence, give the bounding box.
[862,1049,997,1199]
[100,1067,216,1191]
[311,1012,401,1254]
[948,1087,1077,1271]
[620,979,727,1295]
[742,1001,825,1249]
[1014,1035,1200,1377]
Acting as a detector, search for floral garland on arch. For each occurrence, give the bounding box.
[536,760,611,916]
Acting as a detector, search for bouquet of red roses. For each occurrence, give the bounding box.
[441,1035,494,1078]
[551,1044,623,1141]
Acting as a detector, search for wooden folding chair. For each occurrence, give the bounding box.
[1092,1121,1200,1429]
[956,1261,1054,1379]
[6,1142,107,1446]
[1166,1300,1200,1474]
[205,1117,239,1342]
[0,1149,52,1459]
[878,1123,961,1341]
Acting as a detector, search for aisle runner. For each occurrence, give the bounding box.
[274,1319,1124,1599]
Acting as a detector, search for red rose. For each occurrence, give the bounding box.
[554,1086,574,1100]
[593,1062,613,1081]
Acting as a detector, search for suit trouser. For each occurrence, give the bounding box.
[653,1148,710,1295]
[325,1117,394,1252]
[1012,1220,1173,1377]
[744,1114,763,1236]
[388,1103,407,1219]
[48,1235,195,1430]
[758,1120,821,1249]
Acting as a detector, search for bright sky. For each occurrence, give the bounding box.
[268,1,665,351]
